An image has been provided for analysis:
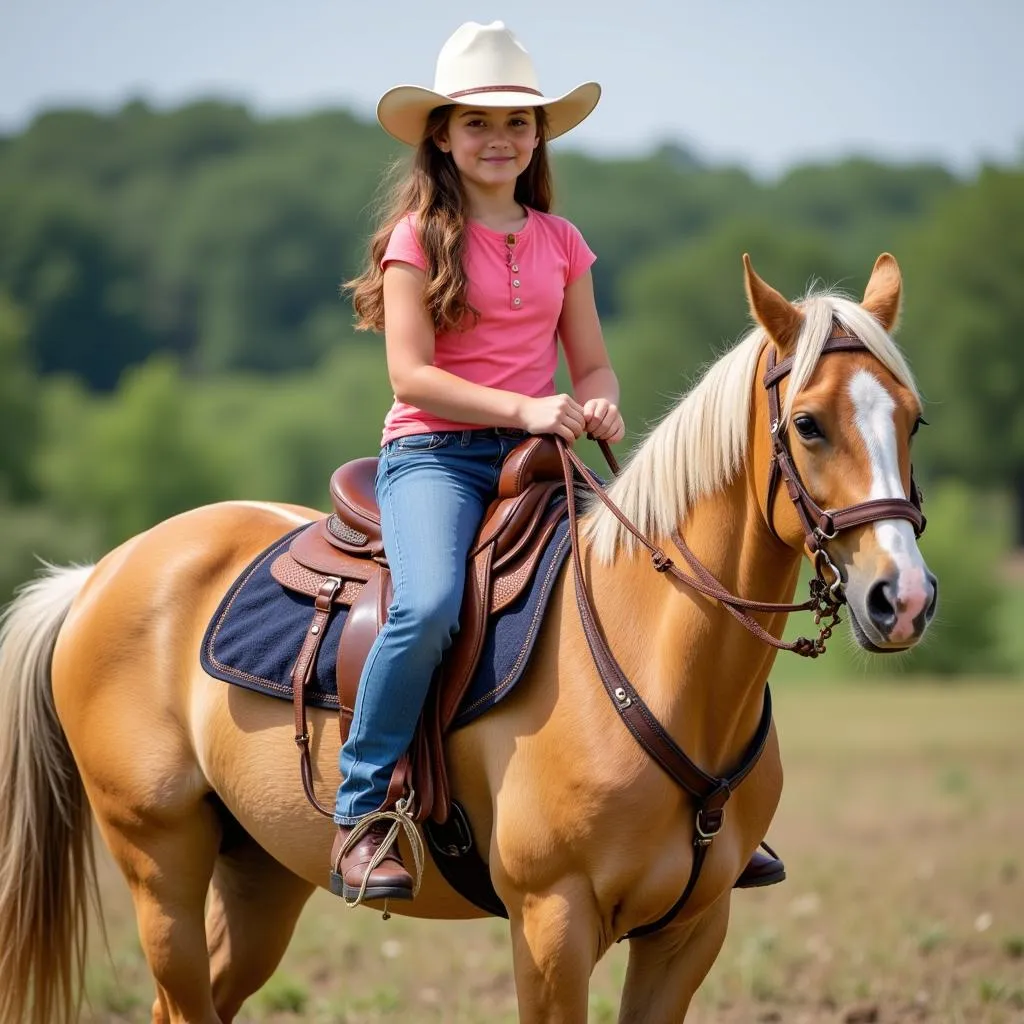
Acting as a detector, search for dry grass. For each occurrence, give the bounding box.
[82,681,1024,1023]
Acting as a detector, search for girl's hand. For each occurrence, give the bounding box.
[582,398,625,443]
[518,394,586,443]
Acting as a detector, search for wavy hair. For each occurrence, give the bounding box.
[346,106,552,333]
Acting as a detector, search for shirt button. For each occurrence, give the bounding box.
[511,264,519,272]
[506,233,516,246]
[513,297,522,306]
[513,279,521,287]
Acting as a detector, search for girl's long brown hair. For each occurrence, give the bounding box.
[346,106,552,333]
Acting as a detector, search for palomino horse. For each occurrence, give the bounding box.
[0,253,936,1024]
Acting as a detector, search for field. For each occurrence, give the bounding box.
[83,681,1024,1024]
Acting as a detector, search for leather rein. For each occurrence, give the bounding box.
[555,333,927,939]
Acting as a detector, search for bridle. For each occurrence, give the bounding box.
[763,334,926,602]
[566,331,927,660]
[551,330,929,940]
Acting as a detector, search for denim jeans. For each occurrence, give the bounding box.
[334,427,530,824]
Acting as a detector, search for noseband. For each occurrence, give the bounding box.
[763,334,926,596]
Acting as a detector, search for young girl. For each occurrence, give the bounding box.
[330,20,784,903]
[329,20,624,904]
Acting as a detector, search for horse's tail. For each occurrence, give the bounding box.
[0,564,97,1024]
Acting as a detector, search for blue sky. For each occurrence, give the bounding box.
[4,0,1022,175]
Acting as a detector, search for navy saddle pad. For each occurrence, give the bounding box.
[200,517,570,730]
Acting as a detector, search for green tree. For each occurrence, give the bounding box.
[608,220,846,435]
[160,151,366,374]
[898,168,1024,540]
[555,149,759,316]
[0,183,155,388]
[39,357,225,546]
[0,294,40,500]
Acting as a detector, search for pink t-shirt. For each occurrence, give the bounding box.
[378,208,596,444]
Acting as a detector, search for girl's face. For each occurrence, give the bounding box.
[437,105,540,194]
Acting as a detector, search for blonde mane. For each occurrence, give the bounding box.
[583,290,919,563]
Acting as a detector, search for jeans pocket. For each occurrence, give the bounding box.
[392,432,447,454]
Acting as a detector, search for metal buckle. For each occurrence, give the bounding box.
[813,517,838,543]
[613,686,632,709]
[695,808,725,845]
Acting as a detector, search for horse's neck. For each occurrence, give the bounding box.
[589,475,800,777]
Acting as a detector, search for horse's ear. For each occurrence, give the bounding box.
[862,252,902,332]
[743,253,803,354]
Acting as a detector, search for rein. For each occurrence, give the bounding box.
[555,332,927,938]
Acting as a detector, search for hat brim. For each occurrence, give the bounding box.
[376,82,601,146]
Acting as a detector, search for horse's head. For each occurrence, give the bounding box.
[745,253,937,652]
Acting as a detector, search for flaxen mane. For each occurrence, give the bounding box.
[583,290,918,562]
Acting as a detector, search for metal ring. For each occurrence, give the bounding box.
[696,808,725,840]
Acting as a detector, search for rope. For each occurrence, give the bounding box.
[337,792,426,912]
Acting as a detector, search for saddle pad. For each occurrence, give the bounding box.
[200,518,570,730]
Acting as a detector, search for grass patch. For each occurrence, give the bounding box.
[82,681,1024,1023]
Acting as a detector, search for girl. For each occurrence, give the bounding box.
[329,20,623,904]
[330,20,784,903]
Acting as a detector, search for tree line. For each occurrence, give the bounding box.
[1,99,1020,674]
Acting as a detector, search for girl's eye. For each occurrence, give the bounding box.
[793,415,823,440]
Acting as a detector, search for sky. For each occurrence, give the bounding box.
[3,0,1022,176]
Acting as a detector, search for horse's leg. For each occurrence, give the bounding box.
[617,895,732,1023]
[503,877,601,1024]
[206,833,314,1022]
[97,798,223,1024]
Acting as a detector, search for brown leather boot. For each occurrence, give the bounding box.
[329,821,414,902]
[734,842,786,889]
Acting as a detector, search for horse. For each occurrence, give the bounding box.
[0,252,936,1024]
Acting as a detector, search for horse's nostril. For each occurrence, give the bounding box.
[924,572,939,622]
[867,579,897,633]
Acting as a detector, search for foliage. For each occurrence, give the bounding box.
[896,168,1024,536]
[38,358,224,548]
[0,99,1020,671]
[0,294,40,500]
[0,183,155,388]
[610,219,846,432]
[0,501,101,605]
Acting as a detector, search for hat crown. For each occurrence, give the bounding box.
[432,21,541,96]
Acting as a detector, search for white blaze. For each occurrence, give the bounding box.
[848,370,928,640]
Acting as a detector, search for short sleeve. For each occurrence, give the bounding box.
[381,216,427,272]
[565,221,597,285]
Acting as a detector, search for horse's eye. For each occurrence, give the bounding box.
[793,415,822,440]
[910,416,928,438]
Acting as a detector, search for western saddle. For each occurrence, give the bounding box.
[270,436,575,825]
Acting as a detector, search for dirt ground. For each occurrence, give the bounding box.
[82,681,1024,1023]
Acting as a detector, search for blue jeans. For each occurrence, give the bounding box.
[334,427,530,824]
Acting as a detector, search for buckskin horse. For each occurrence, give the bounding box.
[0,253,935,1024]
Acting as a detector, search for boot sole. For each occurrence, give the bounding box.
[329,871,414,902]
[733,866,786,889]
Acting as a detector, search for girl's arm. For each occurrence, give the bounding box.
[383,262,586,443]
[558,270,626,442]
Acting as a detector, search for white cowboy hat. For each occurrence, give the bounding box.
[376,21,601,146]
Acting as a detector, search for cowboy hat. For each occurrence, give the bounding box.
[376,21,601,146]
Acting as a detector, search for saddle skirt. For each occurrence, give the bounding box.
[201,437,577,826]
